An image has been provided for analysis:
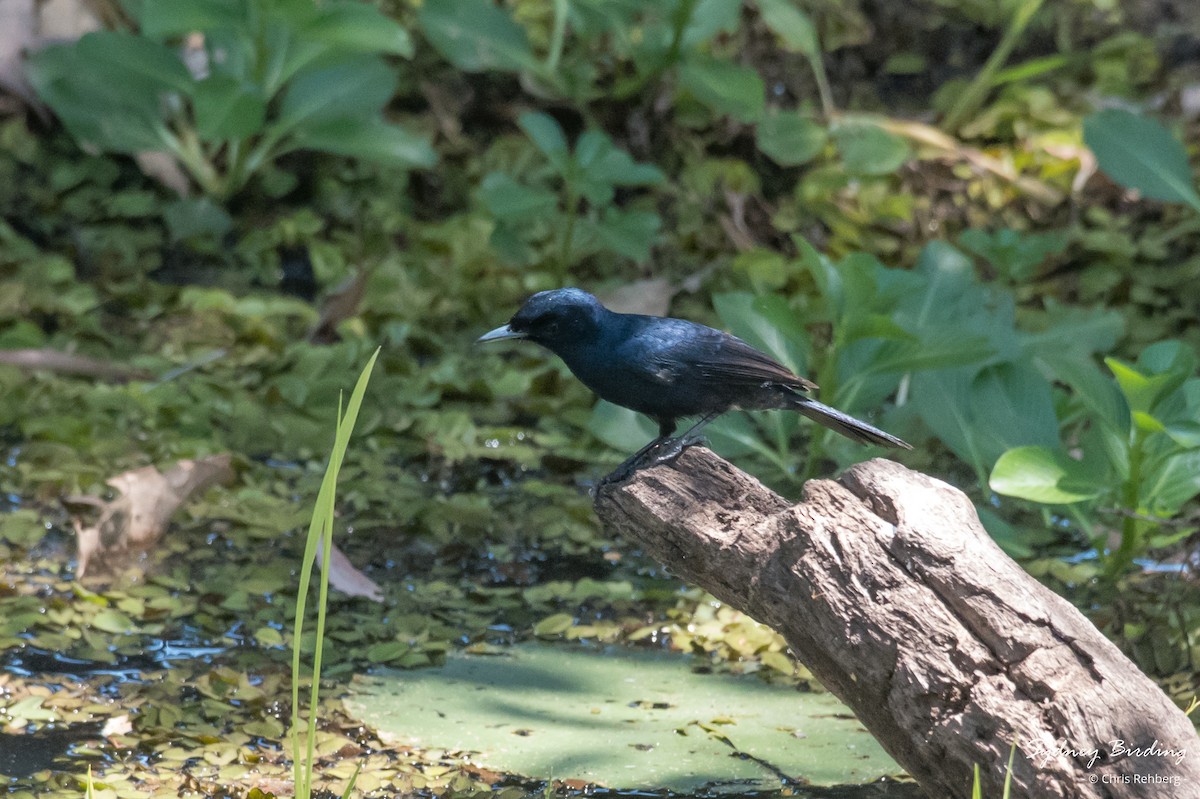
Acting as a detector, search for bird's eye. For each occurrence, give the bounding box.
[545,321,560,336]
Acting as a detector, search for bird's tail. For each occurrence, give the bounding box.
[793,397,912,450]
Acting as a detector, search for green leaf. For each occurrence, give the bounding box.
[958,227,1068,283]
[139,0,244,38]
[1163,421,1200,449]
[1104,357,1180,414]
[75,31,194,94]
[27,32,193,153]
[91,609,136,634]
[574,131,665,188]
[533,613,575,637]
[306,3,414,57]
[913,362,1058,479]
[990,446,1101,504]
[1083,109,1200,213]
[192,75,267,140]
[681,0,743,48]
[678,56,765,123]
[1141,449,1200,515]
[756,0,819,55]
[518,112,569,170]
[276,56,396,132]
[163,197,233,243]
[288,117,437,168]
[588,400,657,453]
[27,44,168,152]
[479,173,558,220]
[832,120,911,176]
[713,292,809,377]
[254,626,285,647]
[418,0,540,73]
[756,111,828,166]
[590,208,660,262]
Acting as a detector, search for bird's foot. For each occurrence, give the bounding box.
[646,432,707,467]
[597,434,708,491]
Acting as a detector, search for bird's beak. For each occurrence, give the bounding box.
[476,324,526,344]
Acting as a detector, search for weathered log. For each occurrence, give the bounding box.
[594,449,1200,798]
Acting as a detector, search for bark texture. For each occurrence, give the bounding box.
[594,449,1200,798]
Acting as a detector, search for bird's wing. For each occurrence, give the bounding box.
[628,320,817,392]
[695,334,818,391]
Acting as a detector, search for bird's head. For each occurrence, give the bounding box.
[477,288,606,350]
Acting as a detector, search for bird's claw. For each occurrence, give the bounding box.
[596,434,708,491]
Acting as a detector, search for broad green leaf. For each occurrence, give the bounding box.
[1021,302,1123,364]
[287,117,436,167]
[590,207,661,262]
[76,31,194,94]
[139,0,244,38]
[306,3,414,57]
[832,120,911,176]
[479,173,558,220]
[1083,109,1200,213]
[163,197,233,242]
[1163,421,1200,449]
[756,0,819,55]
[518,112,569,168]
[713,292,808,377]
[1132,411,1165,433]
[990,446,1101,504]
[588,400,657,453]
[706,412,782,459]
[27,45,169,152]
[913,362,1057,479]
[970,363,1060,457]
[756,111,827,166]
[1137,339,1196,377]
[418,0,539,73]
[681,0,742,48]
[678,56,765,122]
[574,131,665,187]
[276,56,396,132]
[192,75,267,140]
[91,609,135,634]
[858,331,993,375]
[1037,353,1129,434]
[958,227,1068,283]
[1140,448,1200,515]
[1104,357,1180,414]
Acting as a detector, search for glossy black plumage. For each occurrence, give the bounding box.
[478,288,910,476]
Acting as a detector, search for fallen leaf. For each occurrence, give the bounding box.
[0,0,39,106]
[133,151,192,197]
[598,279,676,317]
[316,539,384,602]
[308,269,368,344]
[66,454,235,578]
[0,348,152,382]
[101,714,133,738]
[1,0,102,111]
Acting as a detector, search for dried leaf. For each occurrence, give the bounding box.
[308,269,367,344]
[0,348,152,382]
[0,0,39,105]
[597,279,675,318]
[133,151,192,197]
[67,454,235,578]
[316,540,383,602]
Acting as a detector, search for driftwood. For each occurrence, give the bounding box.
[594,449,1200,799]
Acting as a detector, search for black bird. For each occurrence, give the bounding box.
[478,288,910,481]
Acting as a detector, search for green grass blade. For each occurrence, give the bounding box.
[291,347,380,799]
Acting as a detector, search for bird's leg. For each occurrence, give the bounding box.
[600,419,677,487]
[644,413,719,467]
